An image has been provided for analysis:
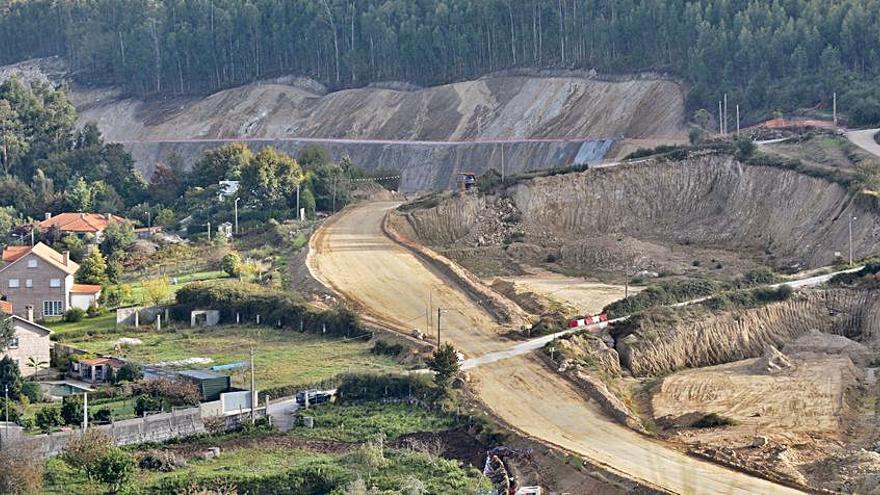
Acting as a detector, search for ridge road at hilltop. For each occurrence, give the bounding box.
[307,201,807,494]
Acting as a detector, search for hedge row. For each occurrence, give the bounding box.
[171,281,367,339]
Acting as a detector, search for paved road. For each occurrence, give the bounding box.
[846,128,880,158]
[266,398,299,432]
[308,201,806,495]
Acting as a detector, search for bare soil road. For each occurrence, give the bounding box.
[308,201,806,495]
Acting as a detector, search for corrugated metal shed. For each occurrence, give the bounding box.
[179,369,231,401]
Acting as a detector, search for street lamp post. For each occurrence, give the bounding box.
[234,197,240,235]
[146,211,151,229]
[849,216,858,266]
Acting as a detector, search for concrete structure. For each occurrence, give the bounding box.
[190,310,220,327]
[217,222,233,239]
[71,356,126,384]
[0,242,79,320]
[37,212,132,242]
[0,313,52,377]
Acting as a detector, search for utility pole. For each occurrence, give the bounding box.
[833,92,838,126]
[718,100,724,135]
[207,222,211,243]
[83,392,88,431]
[332,176,337,213]
[849,216,857,266]
[736,105,741,135]
[234,197,240,235]
[723,94,728,135]
[30,228,34,246]
[146,210,151,229]
[295,183,301,221]
[250,346,257,424]
[4,385,8,441]
[436,307,442,346]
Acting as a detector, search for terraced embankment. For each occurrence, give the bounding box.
[2,58,687,190]
[396,154,880,273]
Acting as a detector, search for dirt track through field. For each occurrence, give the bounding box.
[307,201,806,495]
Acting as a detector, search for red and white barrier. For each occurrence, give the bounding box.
[568,313,608,328]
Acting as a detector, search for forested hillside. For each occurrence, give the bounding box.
[1,0,879,125]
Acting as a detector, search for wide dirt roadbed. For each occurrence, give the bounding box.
[307,201,806,495]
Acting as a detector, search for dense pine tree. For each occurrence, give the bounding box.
[1,0,879,124]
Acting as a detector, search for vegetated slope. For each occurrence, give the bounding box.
[397,154,880,273]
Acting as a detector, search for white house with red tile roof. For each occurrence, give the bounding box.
[0,242,100,319]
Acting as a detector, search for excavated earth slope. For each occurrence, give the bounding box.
[615,289,880,376]
[397,155,880,272]
[1,58,686,190]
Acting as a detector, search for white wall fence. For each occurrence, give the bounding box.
[2,394,267,457]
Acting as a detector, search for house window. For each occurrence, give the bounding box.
[27,259,37,268]
[43,300,63,317]
[49,278,61,288]
[7,336,18,349]
[8,279,19,288]
[25,279,32,288]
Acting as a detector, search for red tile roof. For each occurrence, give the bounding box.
[0,242,79,275]
[0,301,11,315]
[2,246,30,263]
[71,284,102,294]
[38,213,130,233]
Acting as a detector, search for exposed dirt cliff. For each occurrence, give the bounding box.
[1,58,687,190]
[396,155,880,274]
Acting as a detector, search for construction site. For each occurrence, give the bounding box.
[387,138,880,493]
[6,53,880,494]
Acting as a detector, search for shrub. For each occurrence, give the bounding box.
[114,362,144,383]
[604,278,722,318]
[426,343,460,390]
[86,303,102,318]
[92,408,112,424]
[63,307,86,323]
[173,281,368,339]
[221,252,243,277]
[61,394,84,426]
[692,413,737,428]
[0,441,43,494]
[94,448,136,493]
[35,405,63,432]
[135,395,164,416]
[0,397,21,423]
[62,429,113,480]
[336,373,434,403]
[138,450,187,472]
[131,378,200,406]
[20,381,41,403]
[370,340,404,357]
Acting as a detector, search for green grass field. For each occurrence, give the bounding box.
[56,325,402,390]
[294,402,456,442]
[42,402,487,495]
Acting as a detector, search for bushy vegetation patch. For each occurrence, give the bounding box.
[604,279,722,318]
[172,281,366,339]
